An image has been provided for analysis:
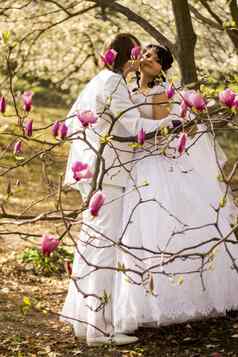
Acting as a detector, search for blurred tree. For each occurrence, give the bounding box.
[189,0,238,53]
[171,0,197,84]
[0,0,237,98]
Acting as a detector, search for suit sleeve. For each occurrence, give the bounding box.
[103,74,174,137]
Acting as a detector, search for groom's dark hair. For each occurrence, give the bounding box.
[106,33,140,73]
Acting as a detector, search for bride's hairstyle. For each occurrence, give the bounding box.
[148,44,174,72]
[105,33,140,74]
[135,44,173,89]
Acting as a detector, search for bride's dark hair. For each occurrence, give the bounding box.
[105,33,140,74]
[135,44,173,89]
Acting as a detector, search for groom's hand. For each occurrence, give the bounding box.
[184,122,198,138]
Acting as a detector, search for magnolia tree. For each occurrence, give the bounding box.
[0,31,238,335]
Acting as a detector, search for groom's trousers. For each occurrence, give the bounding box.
[61,184,124,340]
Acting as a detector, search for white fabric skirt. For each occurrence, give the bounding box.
[113,147,238,333]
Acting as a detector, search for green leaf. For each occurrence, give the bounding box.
[160,127,169,136]
[128,142,141,149]
[177,276,184,285]
[117,262,126,272]
[219,196,227,208]
[142,180,150,187]
[101,290,111,304]
[14,155,25,161]
[149,274,154,294]
[100,134,113,144]
[2,31,11,44]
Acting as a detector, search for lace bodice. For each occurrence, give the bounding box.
[131,84,181,121]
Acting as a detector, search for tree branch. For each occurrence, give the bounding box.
[198,0,223,25]
[88,0,176,55]
[189,4,223,30]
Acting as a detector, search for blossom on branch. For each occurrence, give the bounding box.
[76,110,97,128]
[14,140,22,155]
[232,96,238,110]
[22,91,33,112]
[59,122,68,139]
[130,46,141,60]
[51,120,60,137]
[101,48,118,66]
[181,90,195,108]
[178,132,187,155]
[0,96,6,113]
[137,128,145,145]
[182,90,206,111]
[71,161,93,182]
[41,234,60,256]
[219,88,236,108]
[24,119,33,137]
[89,190,106,217]
[190,92,206,111]
[166,83,175,99]
[180,100,188,118]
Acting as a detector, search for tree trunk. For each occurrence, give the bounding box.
[227,0,238,52]
[171,0,198,85]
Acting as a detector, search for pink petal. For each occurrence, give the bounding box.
[89,190,106,217]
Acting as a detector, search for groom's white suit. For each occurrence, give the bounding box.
[62,69,173,341]
[64,68,170,190]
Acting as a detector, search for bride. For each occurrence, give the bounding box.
[114,44,238,333]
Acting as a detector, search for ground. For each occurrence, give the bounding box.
[1,237,238,357]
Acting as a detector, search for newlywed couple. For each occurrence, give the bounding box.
[61,33,238,346]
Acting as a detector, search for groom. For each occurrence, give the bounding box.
[62,33,173,346]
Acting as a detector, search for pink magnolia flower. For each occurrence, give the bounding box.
[59,122,68,139]
[24,119,33,137]
[71,161,93,181]
[181,90,195,108]
[130,46,141,60]
[137,128,145,145]
[51,120,60,137]
[232,95,238,110]
[178,132,187,155]
[219,88,236,108]
[190,92,206,111]
[89,190,106,217]
[0,96,6,113]
[181,90,206,112]
[101,48,118,66]
[14,140,22,155]
[41,234,60,256]
[22,91,33,112]
[166,83,175,99]
[180,100,188,118]
[76,110,97,128]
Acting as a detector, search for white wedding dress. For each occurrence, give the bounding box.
[113,89,238,333]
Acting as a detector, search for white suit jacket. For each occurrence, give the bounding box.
[64,69,173,195]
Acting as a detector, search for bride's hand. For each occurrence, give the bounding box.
[127,59,140,73]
